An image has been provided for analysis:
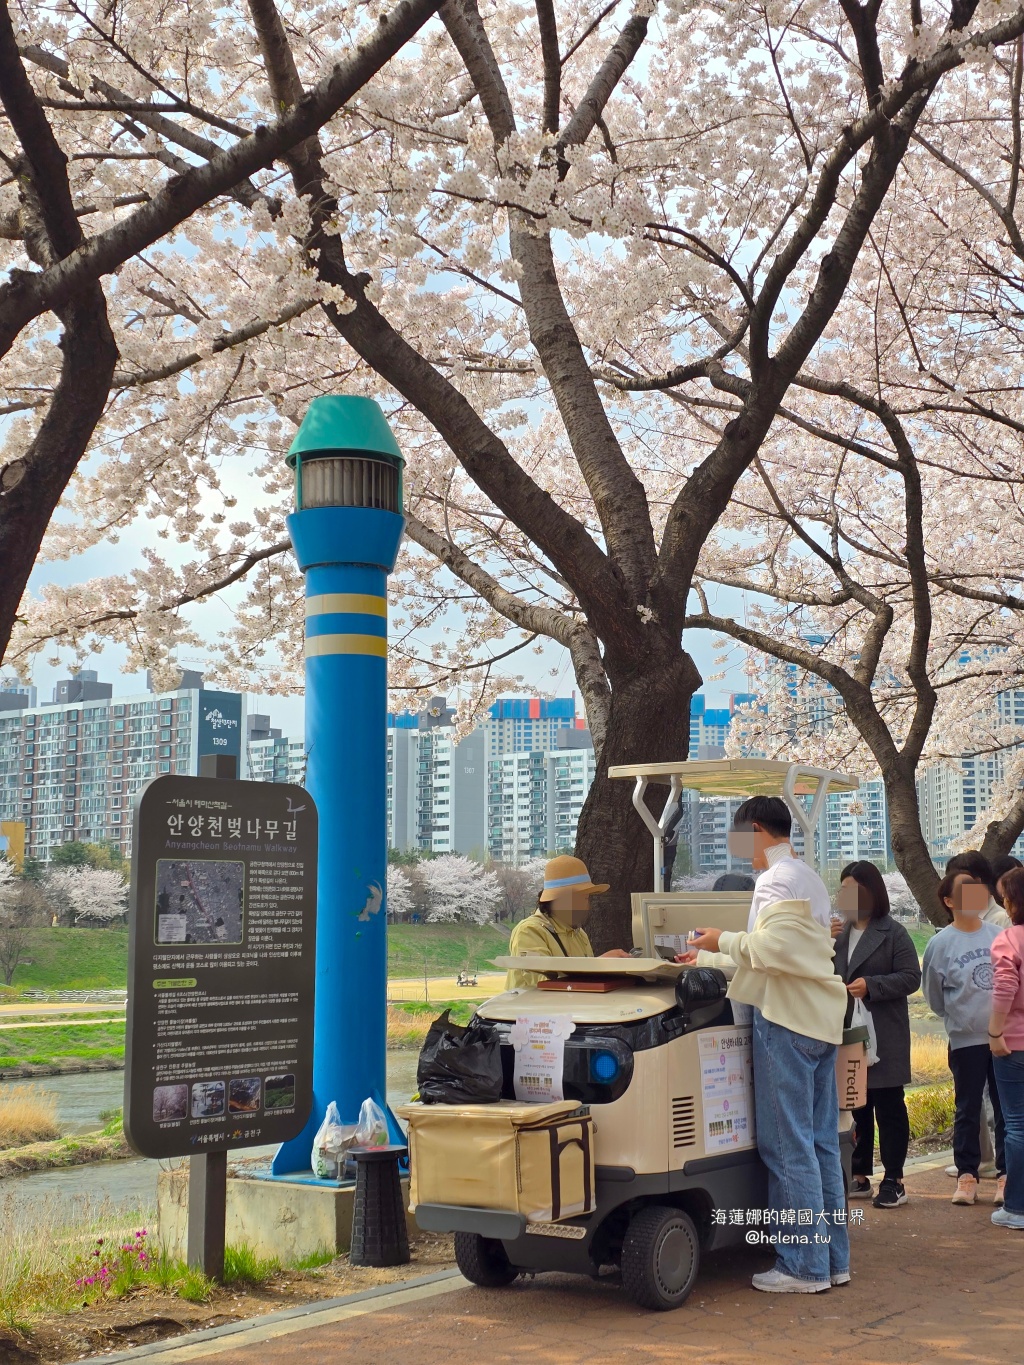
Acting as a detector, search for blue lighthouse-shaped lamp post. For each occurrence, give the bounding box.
[272,396,404,1175]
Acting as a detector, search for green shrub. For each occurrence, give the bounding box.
[176,1265,213,1303]
[906,1082,954,1140]
[223,1243,279,1287]
[291,1246,335,1271]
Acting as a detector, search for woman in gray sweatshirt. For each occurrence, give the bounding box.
[922,871,1006,1206]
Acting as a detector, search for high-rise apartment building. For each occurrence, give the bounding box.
[387,697,588,860]
[487,745,596,863]
[246,715,305,786]
[0,670,244,862]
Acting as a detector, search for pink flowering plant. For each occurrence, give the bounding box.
[75,1230,153,1299]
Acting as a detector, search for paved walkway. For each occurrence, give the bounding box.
[113,1155,1024,1365]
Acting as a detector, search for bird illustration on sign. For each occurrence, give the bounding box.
[358,881,383,920]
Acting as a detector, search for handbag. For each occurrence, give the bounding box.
[850,998,880,1066]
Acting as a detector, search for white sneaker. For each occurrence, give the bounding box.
[979,1162,999,1180]
[831,1270,851,1286]
[752,1269,830,1294]
[945,1163,958,1178]
[992,1207,1024,1230]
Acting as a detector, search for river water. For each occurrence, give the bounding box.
[0,1051,421,1217]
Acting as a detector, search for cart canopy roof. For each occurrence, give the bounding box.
[607,757,859,796]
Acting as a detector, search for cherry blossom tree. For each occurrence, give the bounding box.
[420,854,500,923]
[386,862,415,921]
[682,34,1024,921]
[44,865,127,926]
[7,2,1024,947]
[0,0,442,664]
[882,871,921,921]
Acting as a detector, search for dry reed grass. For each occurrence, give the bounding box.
[910,1033,950,1087]
[0,1085,60,1150]
[386,1005,430,1049]
[0,1191,152,1327]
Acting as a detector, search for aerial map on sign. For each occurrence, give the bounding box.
[155,858,244,945]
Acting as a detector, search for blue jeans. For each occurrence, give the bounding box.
[753,1009,850,1283]
[994,1051,1024,1216]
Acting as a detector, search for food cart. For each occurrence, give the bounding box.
[399,759,864,1309]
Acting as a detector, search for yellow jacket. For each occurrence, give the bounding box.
[717,898,847,1045]
[505,912,594,990]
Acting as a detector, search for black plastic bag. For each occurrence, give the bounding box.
[416,1008,503,1104]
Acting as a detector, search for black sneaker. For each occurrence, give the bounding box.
[848,1176,873,1199]
[872,1179,908,1209]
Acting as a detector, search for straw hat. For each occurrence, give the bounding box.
[538,854,609,902]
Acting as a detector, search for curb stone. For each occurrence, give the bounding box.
[74,1269,467,1363]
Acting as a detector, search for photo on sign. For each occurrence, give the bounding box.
[229,1077,261,1113]
[155,859,244,946]
[191,1080,226,1118]
[152,1084,188,1122]
[264,1074,295,1110]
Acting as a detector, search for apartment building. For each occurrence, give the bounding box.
[0,669,243,862]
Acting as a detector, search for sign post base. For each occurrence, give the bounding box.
[187,1150,227,1280]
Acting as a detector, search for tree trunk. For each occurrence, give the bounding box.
[883,763,946,926]
[978,790,1024,866]
[0,292,117,663]
[576,643,700,953]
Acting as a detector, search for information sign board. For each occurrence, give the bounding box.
[124,774,317,1159]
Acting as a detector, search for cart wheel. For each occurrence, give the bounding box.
[621,1205,700,1310]
[454,1231,519,1288]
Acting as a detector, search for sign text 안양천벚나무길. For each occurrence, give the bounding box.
[124,774,317,1160]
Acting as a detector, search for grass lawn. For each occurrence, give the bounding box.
[386,923,510,978]
[11,928,129,993]
[7,924,511,995]
[908,925,936,956]
[0,1021,125,1070]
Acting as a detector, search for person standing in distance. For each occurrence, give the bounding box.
[833,861,920,1209]
[988,867,1024,1229]
[922,870,1007,1207]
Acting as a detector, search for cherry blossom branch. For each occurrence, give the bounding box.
[0,0,443,357]
[441,0,658,603]
[535,0,560,135]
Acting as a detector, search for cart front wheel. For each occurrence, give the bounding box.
[454,1231,519,1288]
[621,1205,700,1310]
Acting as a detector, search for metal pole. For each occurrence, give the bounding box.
[186,751,237,1280]
[273,396,405,1174]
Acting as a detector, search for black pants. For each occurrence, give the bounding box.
[948,1044,1006,1178]
[852,1086,910,1182]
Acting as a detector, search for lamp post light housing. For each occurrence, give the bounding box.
[272,395,405,1176]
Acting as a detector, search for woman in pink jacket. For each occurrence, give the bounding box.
[989,867,1024,1229]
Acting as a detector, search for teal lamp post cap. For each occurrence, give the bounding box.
[286,395,403,468]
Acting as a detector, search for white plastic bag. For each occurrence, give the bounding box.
[311,1101,357,1178]
[353,1097,389,1148]
[851,998,880,1067]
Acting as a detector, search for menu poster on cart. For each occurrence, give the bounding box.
[510,1015,576,1103]
[697,1027,756,1152]
[124,775,317,1160]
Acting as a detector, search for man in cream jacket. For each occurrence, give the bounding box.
[687,796,849,1295]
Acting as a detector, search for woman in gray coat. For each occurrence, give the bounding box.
[833,861,922,1210]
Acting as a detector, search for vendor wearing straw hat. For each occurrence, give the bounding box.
[505,855,629,990]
